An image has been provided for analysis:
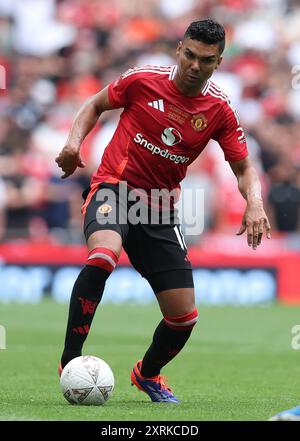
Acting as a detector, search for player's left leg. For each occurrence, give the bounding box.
[130,270,197,403]
[127,218,196,402]
[140,285,197,378]
[131,280,198,403]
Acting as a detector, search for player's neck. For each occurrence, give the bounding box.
[173,75,206,97]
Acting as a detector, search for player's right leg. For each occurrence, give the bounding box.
[60,230,121,372]
[59,184,128,374]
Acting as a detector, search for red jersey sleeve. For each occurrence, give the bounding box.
[107,69,138,109]
[215,101,248,162]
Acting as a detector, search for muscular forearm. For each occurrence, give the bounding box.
[56,87,112,179]
[237,165,262,204]
[66,98,102,150]
[232,159,271,247]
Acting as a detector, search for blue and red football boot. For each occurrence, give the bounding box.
[130,360,179,403]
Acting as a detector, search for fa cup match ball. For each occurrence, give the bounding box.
[60,355,114,405]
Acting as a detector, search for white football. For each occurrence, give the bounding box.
[60,355,114,405]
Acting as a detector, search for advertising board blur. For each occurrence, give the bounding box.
[1,241,293,305]
[0,263,276,305]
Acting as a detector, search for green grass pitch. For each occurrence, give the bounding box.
[0,299,299,421]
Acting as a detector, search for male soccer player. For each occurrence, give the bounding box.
[56,19,271,403]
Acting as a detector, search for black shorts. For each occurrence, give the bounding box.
[82,182,194,293]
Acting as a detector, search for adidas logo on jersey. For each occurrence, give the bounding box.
[148,99,165,112]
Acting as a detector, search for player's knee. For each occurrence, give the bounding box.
[163,307,198,331]
[87,230,122,256]
[86,247,118,274]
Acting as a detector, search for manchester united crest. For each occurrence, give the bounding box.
[191,113,208,132]
[97,204,112,216]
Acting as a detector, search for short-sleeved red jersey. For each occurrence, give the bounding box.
[91,65,248,193]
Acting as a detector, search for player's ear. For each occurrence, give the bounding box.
[176,41,182,57]
[216,56,223,69]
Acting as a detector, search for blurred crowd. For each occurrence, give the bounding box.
[0,0,300,244]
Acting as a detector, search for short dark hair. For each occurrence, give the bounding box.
[184,19,226,54]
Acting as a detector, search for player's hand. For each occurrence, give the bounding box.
[55,145,86,179]
[236,199,271,250]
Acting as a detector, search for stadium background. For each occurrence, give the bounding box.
[0,0,300,305]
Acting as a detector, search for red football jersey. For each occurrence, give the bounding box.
[91,65,248,194]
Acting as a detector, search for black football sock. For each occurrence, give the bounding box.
[61,265,110,368]
[140,309,198,377]
[61,246,118,368]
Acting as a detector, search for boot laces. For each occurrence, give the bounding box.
[155,375,173,393]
